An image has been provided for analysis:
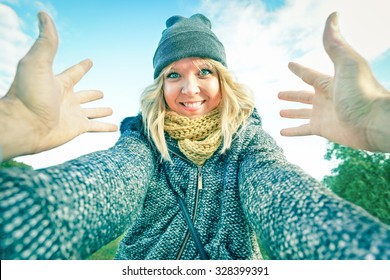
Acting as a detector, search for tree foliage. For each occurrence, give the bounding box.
[322,142,390,225]
[0,159,32,169]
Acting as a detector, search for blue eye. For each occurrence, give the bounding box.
[200,68,213,76]
[166,72,180,79]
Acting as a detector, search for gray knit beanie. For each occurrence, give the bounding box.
[153,14,227,79]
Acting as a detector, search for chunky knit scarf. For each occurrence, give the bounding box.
[164,109,222,166]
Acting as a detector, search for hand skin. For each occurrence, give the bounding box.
[0,12,118,161]
[278,12,390,152]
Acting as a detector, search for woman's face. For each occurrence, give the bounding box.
[163,57,221,118]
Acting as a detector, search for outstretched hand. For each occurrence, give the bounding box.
[0,12,117,161]
[278,12,390,152]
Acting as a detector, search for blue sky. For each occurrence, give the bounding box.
[1,0,389,179]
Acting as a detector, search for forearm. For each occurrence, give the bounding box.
[240,162,390,259]
[366,95,390,152]
[0,136,154,259]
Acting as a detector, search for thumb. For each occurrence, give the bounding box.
[24,11,58,66]
[323,12,364,66]
[323,12,345,62]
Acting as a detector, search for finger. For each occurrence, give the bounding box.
[58,59,93,86]
[87,121,118,132]
[278,91,314,104]
[280,108,312,119]
[280,124,312,137]
[23,12,58,66]
[323,12,345,62]
[288,62,327,86]
[83,107,113,119]
[323,12,365,66]
[76,90,104,104]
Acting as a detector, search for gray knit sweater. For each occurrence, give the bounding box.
[1,110,389,259]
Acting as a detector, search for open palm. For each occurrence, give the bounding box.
[278,12,388,151]
[3,12,117,158]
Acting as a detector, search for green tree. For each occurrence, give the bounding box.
[0,159,32,169]
[323,143,390,225]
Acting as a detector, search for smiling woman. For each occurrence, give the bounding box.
[141,50,254,164]
[162,58,222,118]
[1,10,390,261]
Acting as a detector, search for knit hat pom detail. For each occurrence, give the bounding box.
[166,14,211,29]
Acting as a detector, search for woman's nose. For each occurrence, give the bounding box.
[181,76,200,95]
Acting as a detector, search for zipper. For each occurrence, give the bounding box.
[167,143,205,259]
[197,166,203,190]
[176,165,203,259]
[168,126,244,259]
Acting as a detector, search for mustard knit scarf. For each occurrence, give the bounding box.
[164,109,222,166]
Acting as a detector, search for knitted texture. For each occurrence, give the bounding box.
[153,14,226,79]
[1,110,390,260]
[164,109,221,166]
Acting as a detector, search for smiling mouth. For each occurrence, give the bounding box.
[181,101,205,108]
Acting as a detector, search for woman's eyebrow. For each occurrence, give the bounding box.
[194,63,213,71]
[166,66,177,72]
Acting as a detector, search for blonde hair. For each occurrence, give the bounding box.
[140,58,255,161]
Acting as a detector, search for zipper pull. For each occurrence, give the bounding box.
[197,166,203,190]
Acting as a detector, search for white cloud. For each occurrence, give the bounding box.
[34,1,58,21]
[0,4,120,169]
[199,0,390,179]
[0,4,32,96]
[0,1,59,97]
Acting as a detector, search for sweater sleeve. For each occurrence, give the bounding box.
[0,129,155,259]
[238,126,390,259]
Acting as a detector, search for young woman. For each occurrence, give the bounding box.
[0,13,389,260]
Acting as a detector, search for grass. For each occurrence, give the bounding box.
[86,234,123,260]
[87,234,271,260]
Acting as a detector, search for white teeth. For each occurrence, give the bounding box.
[183,101,203,108]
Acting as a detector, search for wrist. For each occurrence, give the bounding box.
[365,95,390,152]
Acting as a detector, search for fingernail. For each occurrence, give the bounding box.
[331,12,339,31]
[38,12,46,32]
